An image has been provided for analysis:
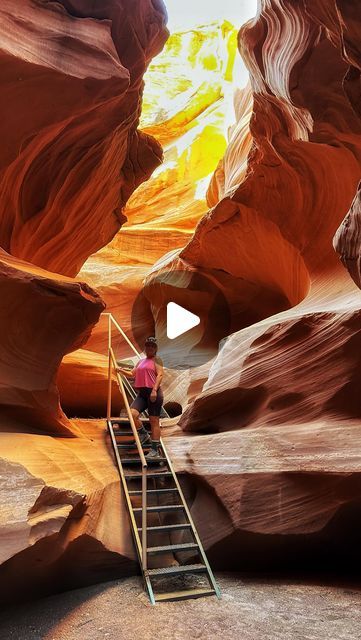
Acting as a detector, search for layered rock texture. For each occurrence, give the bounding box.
[88,20,242,269]
[174,0,361,574]
[0,248,105,436]
[0,0,168,604]
[334,182,361,289]
[0,0,167,277]
[3,0,361,606]
[80,19,245,362]
[0,420,137,604]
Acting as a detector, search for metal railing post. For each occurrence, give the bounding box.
[107,314,112,421]
[109,346,147,570]
[103,312,141,358]
[141,469,147,570]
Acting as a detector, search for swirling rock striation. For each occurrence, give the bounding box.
[0,0,168,277]
[144,0,361,364]
[0,249,104,435]
[0,420,137,605]
[334,182,361,289]
[172,0,361,572]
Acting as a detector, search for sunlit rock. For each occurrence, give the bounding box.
[334,183,361,289]
[0,0,168,277]
[161,0,361,575]
[4,0,361,605]
[85,20,242,271]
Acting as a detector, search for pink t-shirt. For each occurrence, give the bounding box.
[134,357,158,389]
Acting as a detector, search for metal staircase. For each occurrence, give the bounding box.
[104,313,221,604]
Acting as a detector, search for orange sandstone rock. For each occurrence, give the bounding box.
[180,270,361,432]
[0,249,104,436]
[0,420,137,604]
[145,0,361,360]
[0,0,168,277]
[334,183,361,289]
[57,349,122,418]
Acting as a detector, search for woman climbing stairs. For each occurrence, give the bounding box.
[104,312,221,604]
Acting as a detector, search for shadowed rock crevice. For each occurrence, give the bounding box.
[0,532,138,607]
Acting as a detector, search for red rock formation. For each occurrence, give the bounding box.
[4,0,361,605]
[141,0,361,364]
[79,19,244,364]
[57,349,122,418]
[180,270,361,432]
[0,0,168,277]
[206,83,253,207]
[171,0,361,572]
[334,183,361,289]
[170,267,361,570]
[80,262,149,358]
[166,411,361,572]
[0,249,104,436]
[0,0,171,604]
[0,419,137,604]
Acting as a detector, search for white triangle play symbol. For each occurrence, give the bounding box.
[167,302,200,340]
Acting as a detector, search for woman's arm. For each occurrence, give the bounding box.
[116,365,137,379]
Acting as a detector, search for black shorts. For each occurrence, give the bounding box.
[131,387,164,417]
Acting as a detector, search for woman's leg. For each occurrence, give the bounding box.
[149,416,160,441]
[130,390,148,429]
[130,393,151,444]
[146,389,163,457]
[130,407,142,430]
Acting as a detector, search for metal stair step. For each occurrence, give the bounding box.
[113,430,150,437]
[147,564,207,577]
[110,417,150,425]
[129,488,179,496]
[117,442,150,453]
[138,523,192,532]
[124,472,173,479]
[154,588,216,602]
[120,457,167,465]
[133,505,184,513]
[113,431,134,436]
[147,543,199,555]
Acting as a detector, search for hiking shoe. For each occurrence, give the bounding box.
[145,449,165,467]
[145,449,161,460]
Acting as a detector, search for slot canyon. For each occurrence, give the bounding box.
[1,0,361,606]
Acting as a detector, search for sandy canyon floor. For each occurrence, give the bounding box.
[1,573,360,640]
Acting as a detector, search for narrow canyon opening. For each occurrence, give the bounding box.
[2,0,361,615]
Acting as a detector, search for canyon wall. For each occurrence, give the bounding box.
[3,0,361,605]
[175,0,361,573]
[0,0,167,277]
[80,19,243,363]
[111,0,361,374]
[0,0,169,604]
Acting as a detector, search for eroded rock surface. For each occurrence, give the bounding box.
[0,0,167,277]
[0,0,170,601]
[0,249,104,435]
[144,0,361,361]
[0,420,137,604]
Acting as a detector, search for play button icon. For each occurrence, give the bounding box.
[166,302,200,339]
[131,268,231,370]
